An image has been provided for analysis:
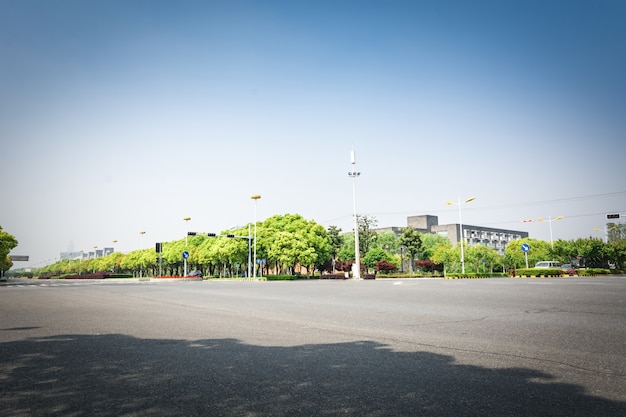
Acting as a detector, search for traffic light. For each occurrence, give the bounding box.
[155,242,162,253]
[207,233,216,237]
[187,232,197,236]
[607,214,620,219]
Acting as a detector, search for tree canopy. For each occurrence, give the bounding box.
[16,216,626,278]
[398,227,422,272]
[0,226,18,274]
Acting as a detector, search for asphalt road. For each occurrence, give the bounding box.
[1,277,625,416]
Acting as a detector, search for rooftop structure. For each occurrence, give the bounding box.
[377,215,528,255]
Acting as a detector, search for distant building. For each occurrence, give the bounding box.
[376,215,528,255]
[60,247,114,261]
[59,251,86,261]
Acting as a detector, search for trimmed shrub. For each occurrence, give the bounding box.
[445,272,507,279]
[265,275,297,281]
[579,268,610,276]
[512,268,562,277]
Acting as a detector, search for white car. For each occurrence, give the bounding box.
[535,261,561,268]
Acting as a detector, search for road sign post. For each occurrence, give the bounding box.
[182,251,189,277]
[521,243,530,268]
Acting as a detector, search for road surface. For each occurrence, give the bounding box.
[1,276,625,416]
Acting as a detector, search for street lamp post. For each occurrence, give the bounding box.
[251,195,261,278]
[93,246,98,273]
[536,216,564,249]
[112,240,117,272]
[247,224,252,278]
[348,150,361,280]
[183,217,191,277]
[139,231,145,277]
[446,197,475,274]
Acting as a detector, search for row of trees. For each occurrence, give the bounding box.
[337,216,626,274]
[33,214,332,278]
[10,215,626,278]
[329,216,626,274]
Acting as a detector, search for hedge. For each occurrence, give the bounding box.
[511,268,612,277]
[512,268,563,277]
[445,273,508,279]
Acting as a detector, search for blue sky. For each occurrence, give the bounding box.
[3,0,625,268]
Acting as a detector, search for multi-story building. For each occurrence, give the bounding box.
[59,251,86,261]
[60,247,114,261]
[377,215,528,255]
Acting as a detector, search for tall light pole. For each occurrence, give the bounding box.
[183,217,191,245]
[93,246,98,273]
[537,216,564,249]
[139,231,145,277]
[183,217,191,277]
[112,240,117,272]
[247,224,252,278]
[251,194,261,278]
[348,150,361,280]
[446,197,475,274]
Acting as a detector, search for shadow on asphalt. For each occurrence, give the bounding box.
[0,333,624,416]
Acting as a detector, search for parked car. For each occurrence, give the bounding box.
[187,270,203,278]
[535,261,561,268]
[561,264,576,276]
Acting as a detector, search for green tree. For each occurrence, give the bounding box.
[261,214,331,275]
[607,239,626,269]
[607,222,626,242]
[327,226,343,260]
[358,215,378,255]
[398,227,422,272]
[569,238,608,268]
[338,233,355,262]
[372,231,398,254]
[362,248,389,272]
[465,245,502,273]
[0,226,18,274]
[120,250,143,276]
[431,243,458,273]
[430,242,502,274]
[420,233,451,260]
[504,238,551,270]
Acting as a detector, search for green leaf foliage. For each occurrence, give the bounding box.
[0,226,18,273]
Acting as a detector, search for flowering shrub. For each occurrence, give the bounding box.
[375,260,397,273]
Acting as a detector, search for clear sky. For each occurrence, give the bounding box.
[3,0,625,268]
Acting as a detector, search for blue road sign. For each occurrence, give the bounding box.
[521,243,530,253]
[182,251,189,259]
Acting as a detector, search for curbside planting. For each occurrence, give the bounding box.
[508,267,614,278]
